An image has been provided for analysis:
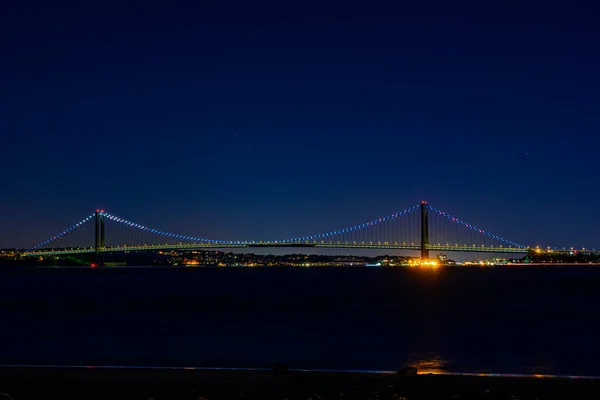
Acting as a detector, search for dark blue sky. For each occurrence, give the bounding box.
[1,1,599,249]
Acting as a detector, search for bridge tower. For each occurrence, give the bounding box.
[94,210,105,265]
[420,201,429,259]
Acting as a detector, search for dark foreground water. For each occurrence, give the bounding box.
[1,266,599,376]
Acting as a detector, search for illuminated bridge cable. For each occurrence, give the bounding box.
[278,204,421,244]
[27,214,95,251]
[102,204,421,247]
[426,205,526,249]
[101,212,223,245]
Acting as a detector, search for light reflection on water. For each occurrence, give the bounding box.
[405,351,563,377]
[3,267,600,376]
[406,353,561,377]
[404,354,600,380]
[407,352,448,374]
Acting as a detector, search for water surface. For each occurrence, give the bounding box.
[1,266,598,376]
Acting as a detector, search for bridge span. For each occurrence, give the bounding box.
[22,202,588,261]
[24,243,529,257]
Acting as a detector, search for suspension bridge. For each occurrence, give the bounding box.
[21,202,550,262]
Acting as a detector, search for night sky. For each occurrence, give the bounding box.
[1,1,599,249]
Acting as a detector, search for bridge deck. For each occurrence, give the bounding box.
[22,243,530,257]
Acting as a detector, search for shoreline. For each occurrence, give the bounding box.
[1,364,600,380]
[2,365,600,399]
[5,263,600,269]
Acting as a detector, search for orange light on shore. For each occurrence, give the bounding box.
[420,260,439,267]
[408,259,439,268]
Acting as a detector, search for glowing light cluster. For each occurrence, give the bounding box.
[427,205,525,248]
[408,259,439,267]
[282,204,421,243]
[28,214,95,251]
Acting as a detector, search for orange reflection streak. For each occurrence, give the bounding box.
[407,353,448,375]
